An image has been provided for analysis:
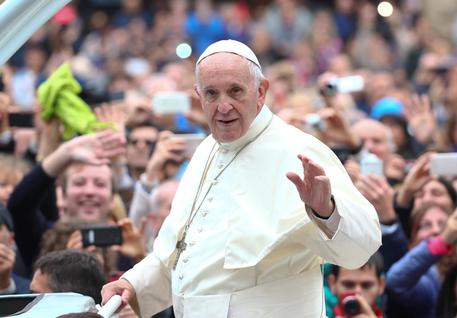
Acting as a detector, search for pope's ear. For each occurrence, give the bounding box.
[257,79,269,107]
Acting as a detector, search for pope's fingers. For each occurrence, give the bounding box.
[101,279,134,308]
[286,172,304,189]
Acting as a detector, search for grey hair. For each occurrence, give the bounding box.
[195,56,265,91]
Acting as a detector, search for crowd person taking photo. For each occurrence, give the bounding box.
[101,39,381,318]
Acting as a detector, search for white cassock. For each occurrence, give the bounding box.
[123,106,381,318]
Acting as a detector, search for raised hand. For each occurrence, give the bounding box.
[396,152,432,207]
[64,130,126,166]
[404,94,436,144]
[356,174,397,224]
[112,218,146,263]
[143,131,186,184]
[287,154,334,217]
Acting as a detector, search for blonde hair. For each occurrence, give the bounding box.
[0,154,29,186]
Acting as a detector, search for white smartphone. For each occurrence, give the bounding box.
[430,153,457,176]
[152,92,191,114]
[173,133,206,158]
[335,75,365,93]
[360,153,384,176]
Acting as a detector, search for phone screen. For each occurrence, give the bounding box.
[8,112,34,128]
[81,225,123,247]
[152,92,191,114]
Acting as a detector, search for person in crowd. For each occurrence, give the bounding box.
[30,250,106,304]
[351,118,406,185]
[131,179,180,253]
[0,203,29,294]
[394,152,457,234]
[125,124,159,181]
[328,252,386,318]
[7,130,145,274]
[386,203,457,318]
[101,40,381,318]
[0,154,29,208]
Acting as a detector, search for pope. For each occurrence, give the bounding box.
[101,39,381,318]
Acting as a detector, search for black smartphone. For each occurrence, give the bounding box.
[8,112,34,128]
[81,225,123,247]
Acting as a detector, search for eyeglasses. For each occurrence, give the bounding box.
[128,139,156,148]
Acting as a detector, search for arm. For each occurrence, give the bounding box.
[380,221,409,272]
[386,240,441,303]
[7,164,56,270]
[288,137,381,269]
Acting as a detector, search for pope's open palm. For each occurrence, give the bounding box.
[287,154,333,217]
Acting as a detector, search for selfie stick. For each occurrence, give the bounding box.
[98,295,122,318]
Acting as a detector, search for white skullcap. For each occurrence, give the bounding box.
[196,39,261,70]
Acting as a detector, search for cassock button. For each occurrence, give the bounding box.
[201,211,208,217]
[178,274,184,280]
[189,241,195,247]
[217,164,224,169]
[207,197,213,202]
[221,149,228,154]
[197,227,203,233]
[183,257,189,263]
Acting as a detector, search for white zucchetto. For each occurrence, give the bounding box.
[196,39,261,70]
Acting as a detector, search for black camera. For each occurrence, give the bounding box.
[343,297,361,316]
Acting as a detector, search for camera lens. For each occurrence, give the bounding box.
[343,298,361,315]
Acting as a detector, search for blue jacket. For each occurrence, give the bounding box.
[386,240,441,318]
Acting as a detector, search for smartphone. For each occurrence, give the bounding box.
[322,75,365,96]
[81,225,123,247]
[8,112,34,128]
[303,113,326,132]
[173,133,205,158]
[152,92,191,114]
[360,153,384,176]
[430,153,457,176]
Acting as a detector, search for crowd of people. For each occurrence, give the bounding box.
[1,0,457,317]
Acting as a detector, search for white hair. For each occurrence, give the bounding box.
[195,56,265,91]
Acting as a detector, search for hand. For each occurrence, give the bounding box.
[287,155,334,217]
[351,294,377,318]
[404,94,436,144]
[144,131,186,184]
[0,243,15,289]
[112,218,146,262]
[101,278,136,311]
[443,208,457,245]
[396,152,432,207]
[383,153,406,180]
[43,130,126,177]
[65,130,126,165]
[94,103,127,136]
[344,159,361,184]
[356,174,397,223]
[318,107,361,149]
[66,230,98,254]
